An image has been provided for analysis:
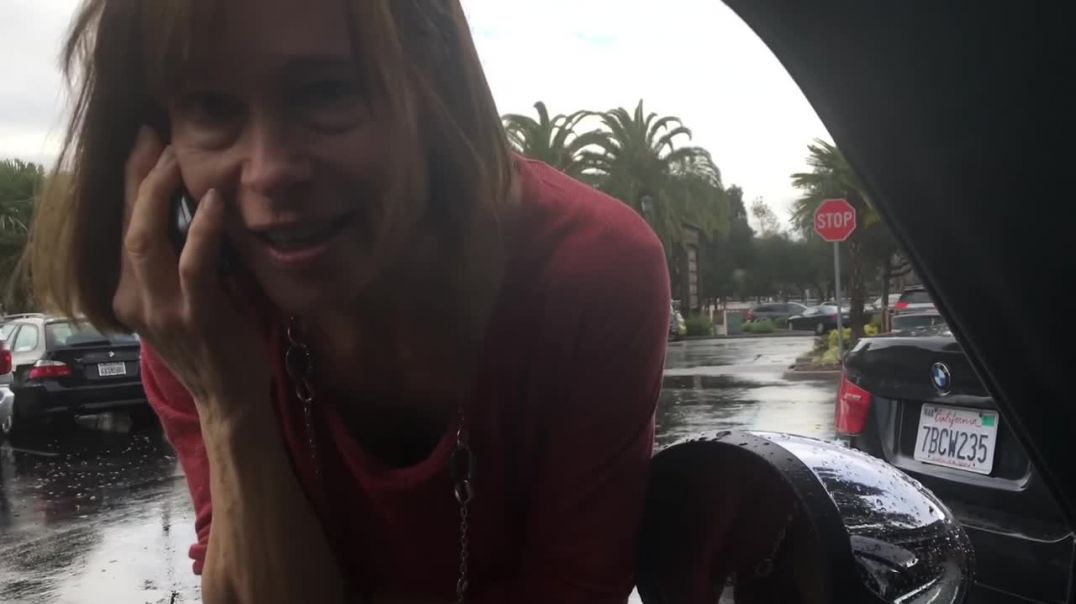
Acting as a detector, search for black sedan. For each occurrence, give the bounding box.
[786,305,850,335]
[840,333,1072,603]
[4,316,147,434]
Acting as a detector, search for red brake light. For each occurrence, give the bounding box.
[0,349,10,375]
[29,360,73,380]
[836,371,873,436]
[894,301,910,311]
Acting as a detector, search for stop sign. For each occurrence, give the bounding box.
[814,199,857,242]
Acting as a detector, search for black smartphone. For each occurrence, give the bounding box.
[169,189,236,273]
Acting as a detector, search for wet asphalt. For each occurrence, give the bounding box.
[0,335,836,603]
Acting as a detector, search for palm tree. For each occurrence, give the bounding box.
[791,140,875,339]
[502,102,606,181]
[583,100,724,247]
[0,159,42,312]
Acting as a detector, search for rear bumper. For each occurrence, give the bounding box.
[853,420,1074,603]
[14,380,147,418]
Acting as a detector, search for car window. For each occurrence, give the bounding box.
[893,314,942,331]
[0,322,18,342]
[12,324,40,352]
[899,290,933,304]
[45,321,139,348]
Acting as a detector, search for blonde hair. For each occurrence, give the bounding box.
[29,0,513,331]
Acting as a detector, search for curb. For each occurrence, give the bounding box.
[783,367,841,381]
[675,331,817,342]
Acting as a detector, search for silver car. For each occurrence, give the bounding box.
[894,286,937,314]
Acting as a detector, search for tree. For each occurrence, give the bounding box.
[791,140,875,339]
[750,198,782,238]
[860,217,913,327]
[502,101,606,181]
[0,159,43,312]
[699,186,753,305]
[584,100,725,248]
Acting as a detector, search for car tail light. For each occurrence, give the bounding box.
[746,310,755,321]
[29,360,73,380]
[836,370,873,436]
[0,349,10,375]
[894,301,910,311]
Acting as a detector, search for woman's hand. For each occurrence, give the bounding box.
[113,126,271,419]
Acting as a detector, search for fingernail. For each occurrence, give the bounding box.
[137,123,160,145]
[203,188,221,210]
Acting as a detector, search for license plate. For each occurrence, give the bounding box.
[97,362,127,377]
[914,404,999,475]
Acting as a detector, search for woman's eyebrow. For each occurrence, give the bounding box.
[278,55,357,77]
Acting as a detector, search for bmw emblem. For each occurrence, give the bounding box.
[931,362,952,395]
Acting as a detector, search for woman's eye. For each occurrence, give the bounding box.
[295,80,362,108]
[179,92,245,125]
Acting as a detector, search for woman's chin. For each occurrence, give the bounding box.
[256,267,378,319]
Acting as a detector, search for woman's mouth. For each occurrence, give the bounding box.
[251,212,355,268]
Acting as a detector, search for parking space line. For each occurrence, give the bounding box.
[8,446,60,457]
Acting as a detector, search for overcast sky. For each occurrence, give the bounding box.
[0,0,830,226]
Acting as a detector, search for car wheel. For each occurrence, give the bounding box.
[815,322,825,335]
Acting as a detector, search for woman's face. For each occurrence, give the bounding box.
[169,0,405,315]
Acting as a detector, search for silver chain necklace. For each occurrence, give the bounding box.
[283,316,475,603]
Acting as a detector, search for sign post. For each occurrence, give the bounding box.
[813,199,858,362]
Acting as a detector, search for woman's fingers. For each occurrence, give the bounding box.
[115,127,166,329]
[124,145,183,307]
[124,126,164,227]
[179,188,227,313]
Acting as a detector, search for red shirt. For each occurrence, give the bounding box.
[141,159,671,603]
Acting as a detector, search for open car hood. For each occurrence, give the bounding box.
[721,1,1076,522]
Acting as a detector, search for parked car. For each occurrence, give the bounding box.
[1,314,147,434]
[839,332,1073,602]
[894,285,937,314]
[890,310,947,335]
[745,302,807,325]
[787,305,850,334]
[869,293,902,312]
[668,302,687,341]
[0,335,14,437]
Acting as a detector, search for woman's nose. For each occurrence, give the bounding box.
[239,118,312,198]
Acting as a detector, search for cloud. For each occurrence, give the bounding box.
[0,0,830,224]
[0,0,79,167]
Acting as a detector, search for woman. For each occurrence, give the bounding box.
[30,0,669,602]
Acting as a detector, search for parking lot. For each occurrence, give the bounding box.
[0,335,835,603]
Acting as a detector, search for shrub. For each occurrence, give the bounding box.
[685,315,714,337]
[827,325,880,349]
[742,319,776,334]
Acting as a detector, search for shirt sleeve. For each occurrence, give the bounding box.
[141,345,212,575]
[507,224,671,603]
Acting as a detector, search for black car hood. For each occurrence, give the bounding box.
[722,1,1076,524]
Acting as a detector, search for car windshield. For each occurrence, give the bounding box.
[45,321,139,348]
[900,290,933,304]
[892,314,942,331]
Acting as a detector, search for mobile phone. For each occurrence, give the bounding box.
[170,190,235,273]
